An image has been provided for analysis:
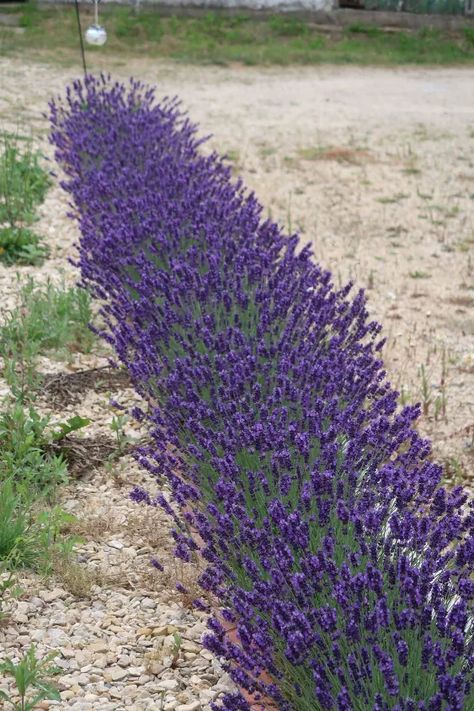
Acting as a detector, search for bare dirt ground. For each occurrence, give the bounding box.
[0,55,473,709]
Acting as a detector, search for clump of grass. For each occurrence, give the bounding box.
[0,277,95,398]
[0,133,51,266]
[0,479,78,573]
[409,270,432,279]
[298,145,371,164]
[2,277,94,355]
[51,551,102,598]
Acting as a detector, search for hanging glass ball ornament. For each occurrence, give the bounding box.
[85,24,107,45]
[85,0,107,46]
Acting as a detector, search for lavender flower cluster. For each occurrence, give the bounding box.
[50,75,474,711]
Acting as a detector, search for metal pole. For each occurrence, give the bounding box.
[74,0,88,76]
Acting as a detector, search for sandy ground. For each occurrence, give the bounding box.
[0,54,473,708]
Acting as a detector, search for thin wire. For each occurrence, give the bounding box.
[74,0,88,76]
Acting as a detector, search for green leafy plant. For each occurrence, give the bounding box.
[0,134,51,224]
[109,413,130,455]
[50,414,91,442]
[0,403,90,495]
[171,632,182,669]
[0,133,51,266]
[0,647,60,711]
[0,227,48,266]
[0,478,79,572]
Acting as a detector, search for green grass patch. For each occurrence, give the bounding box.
[2,4,474,66]
[0,132,51,265]
[1,277,95,362]
[0,277,96,400]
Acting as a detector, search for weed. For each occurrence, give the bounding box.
[0,133,50,266]
[0,479,78,573]
[0,404,68,496]
[298,145,370,165]
[171,632,182,669]
[402,156,421,176]
[0,133,50,225]
[0,402,90,494]
[417,348,448,423]
[409,270,432,279]
[224,149,240,166]
[1,277,95,362]
[419,364,431,417]
[443,456,465,486]
[50,415,91,443]
[109,413,131,457]
[0,227,48,266]
[456,236,474,252]
[377,193,409,204]
[51,552,100,598]
[402,167,421,176]
[0,278,95,399]
[0,646,60,711]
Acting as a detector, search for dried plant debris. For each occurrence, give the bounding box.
[45,433,134,478]
[40,366,131,408]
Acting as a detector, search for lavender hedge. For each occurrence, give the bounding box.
[50,76,474,711]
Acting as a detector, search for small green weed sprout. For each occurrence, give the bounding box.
[110,412,130,455]
[171,632,182,669]
[0,646,61,711]
[409,270,432,279]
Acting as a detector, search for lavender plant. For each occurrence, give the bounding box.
[50,76,474,711]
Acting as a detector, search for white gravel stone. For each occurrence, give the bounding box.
[176,702,201,711]
[158,679,180,691]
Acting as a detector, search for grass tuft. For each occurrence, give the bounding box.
[0,132,51,265]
